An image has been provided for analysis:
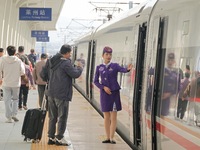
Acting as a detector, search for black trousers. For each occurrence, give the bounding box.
[37,85,46,107]
[177,98,188,119]
[19,84,29,108]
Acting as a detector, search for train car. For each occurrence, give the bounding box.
[72,0,200,149]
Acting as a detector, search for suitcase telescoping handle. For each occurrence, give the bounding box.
[41,85,48,111]
[41,97,47,111]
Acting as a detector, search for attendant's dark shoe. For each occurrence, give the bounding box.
[102,139,110,143]
[48,138,56,145]
[110,140,116,144]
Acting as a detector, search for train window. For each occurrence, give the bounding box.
[74,44,88,95]
[155,15,200,149]
[182,20,190,35]
[161,52,180,117]
[160,49,200,128]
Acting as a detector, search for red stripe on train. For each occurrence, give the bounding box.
[146,119,200,149]
[157,121,200,149]
[189,98,200,102]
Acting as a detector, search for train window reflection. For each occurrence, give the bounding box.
[160,53,179,117]
[160,49,200,129]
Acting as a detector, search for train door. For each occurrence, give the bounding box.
[72,46,77,84]
[150,17,168,150]
[89,40,96,100]
[74,41,91,100]
[133,23,147,147]
[72,46,77,64]
[86,41,92,100]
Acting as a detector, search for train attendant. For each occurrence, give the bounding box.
[94,46,132,144]
[161,53,179,116]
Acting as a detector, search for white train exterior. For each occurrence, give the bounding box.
[72,0,200,149]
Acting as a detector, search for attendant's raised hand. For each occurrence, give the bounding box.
[127,64,133,71]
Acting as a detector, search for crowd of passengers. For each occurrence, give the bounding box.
[0,44,83,146]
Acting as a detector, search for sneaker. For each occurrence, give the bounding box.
[18,107,22,111]
[5,118,13,123]
[48,137,56,145]
[55,137,71,146]
[12,116,19,122]
[23,106,28,110]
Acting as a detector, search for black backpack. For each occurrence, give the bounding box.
[28,54,36,68]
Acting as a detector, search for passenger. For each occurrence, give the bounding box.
[28,49,37,68]
[183,71,200,126]
[186,64,191,74]
[76,53,85,68]
[176,72,190,119]
[161,53,179,116]
[0,48,4,100]
[18,57,35,110]
[28,60,33,72]
[94,46,133,144]
[0,46,25,123]
[44,44,83,146]
[0,48,4,57]
[145,53,180,115]
[145,70,153,113]
[76,53,85,82]
[32,53,48,108]
[16,46,29,65]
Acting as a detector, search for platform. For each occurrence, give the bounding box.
[0,88,131,150]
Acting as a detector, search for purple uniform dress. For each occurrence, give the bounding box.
[147,67,179,116]
[162,68,178,116]
[94,62,129,112]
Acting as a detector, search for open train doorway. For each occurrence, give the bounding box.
[133,23,147,147]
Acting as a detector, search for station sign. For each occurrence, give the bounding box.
[31,30,48,37]
[36,36,49,42]
[19,7,52,21]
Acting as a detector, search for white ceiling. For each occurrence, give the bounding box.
[14,0,65,30]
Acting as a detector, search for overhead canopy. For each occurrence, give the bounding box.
[14,0,65,30]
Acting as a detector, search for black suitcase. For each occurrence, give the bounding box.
[21,99,47,142]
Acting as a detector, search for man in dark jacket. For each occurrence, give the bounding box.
[16,46,29,66]
[28,49,37,68]
[46,44,83,146]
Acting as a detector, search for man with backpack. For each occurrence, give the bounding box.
[16,46,29,66]
[28,49,37,68]
[41,44,83,146]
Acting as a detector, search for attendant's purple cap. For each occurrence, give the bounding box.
[103,46,112,54]
[167,53,175,60]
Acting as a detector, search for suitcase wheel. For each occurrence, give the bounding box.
[23,138,26,141]
[32,139,40,143]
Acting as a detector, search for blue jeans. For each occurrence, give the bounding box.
[2,86,20,119]
[48,96,69,139]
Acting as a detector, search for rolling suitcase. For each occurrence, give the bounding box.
[21,98,47,142]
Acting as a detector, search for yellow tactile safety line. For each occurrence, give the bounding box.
[31,113,68,150]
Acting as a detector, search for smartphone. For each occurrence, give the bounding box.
[74,60,79,66]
